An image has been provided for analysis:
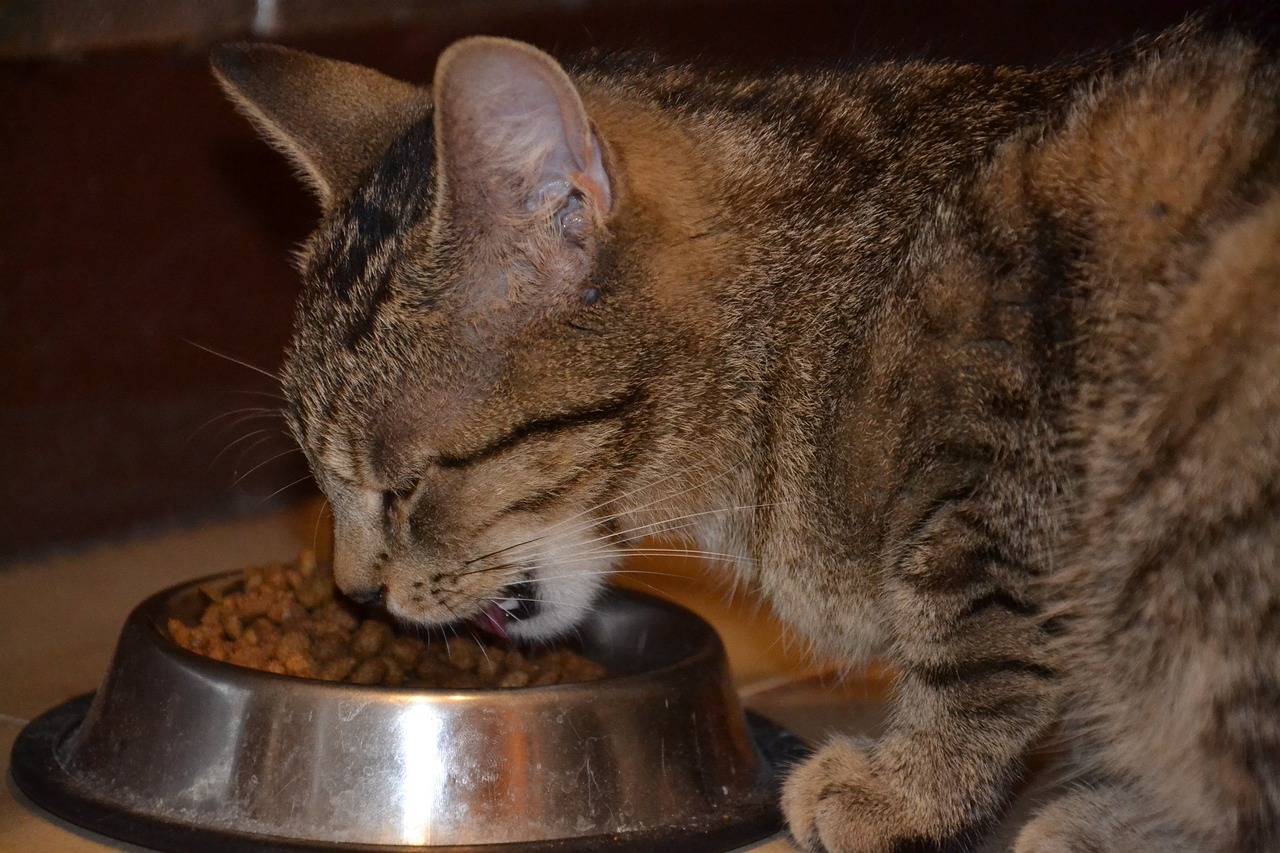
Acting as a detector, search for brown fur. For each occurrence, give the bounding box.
[214,22,1280,852]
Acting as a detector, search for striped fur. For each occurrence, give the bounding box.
[215,21,1280,852]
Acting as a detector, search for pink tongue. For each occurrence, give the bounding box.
[473,603,508,639]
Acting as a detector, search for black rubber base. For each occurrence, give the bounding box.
[11,693,809,853]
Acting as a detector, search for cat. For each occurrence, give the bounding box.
[213,20,1280,853]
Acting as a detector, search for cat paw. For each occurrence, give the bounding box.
[781,737,947,853]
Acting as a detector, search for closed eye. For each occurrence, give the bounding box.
[435,386,643,469]
[564,318,604,335]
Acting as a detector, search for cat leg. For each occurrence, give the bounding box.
[782,671,1049,853]
[783,503,1057,852]
[1023,530,1280,853]
[1013,784,1200,853]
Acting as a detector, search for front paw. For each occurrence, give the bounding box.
[782,737,902,853]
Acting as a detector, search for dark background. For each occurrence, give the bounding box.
[1,0,1273,560]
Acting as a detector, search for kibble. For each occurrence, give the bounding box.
[167,551,608,689]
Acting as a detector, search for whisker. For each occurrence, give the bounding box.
[468,499,768,578]
[183,338,282,383]
[259,473,315,503]
[211,427,285,466]
[312,498,331,555]
[522,567,691,585]
[232,433,294,474]
[536,503,775,559]
[464,495,766,575]
[463,458,744,567]
[231,446,307,489]
[563,547,747,564]
[186,407,284,445]
[232,389,290,402]
[519,570,676,600]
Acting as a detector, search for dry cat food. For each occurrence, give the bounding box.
[167,551,607,688]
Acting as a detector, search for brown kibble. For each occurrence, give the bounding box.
[282,650,315,678]
[475,648,502,679]
[200,607,222,630]
[198,580,228,603]
[311,632,347,663]
[383,637,424,669]
[497,669,531,689]
[230,645,271,669]
[319,656,358,682]
[221,612,243,640]
[266,598,291,625]
[379,655,406,686]
[169,554,607,688]
[276,630,310,658]
[250,617,280,647]
[262,563,287,591]
[530,669,561,687]
[352,619,393,658]
[295,572,332,610]
[279,599,307,625]
[324,603,360,633]
[236,594,273,620]
[168,618,191,646]
[349,657,388,685]
[445,639,481,672]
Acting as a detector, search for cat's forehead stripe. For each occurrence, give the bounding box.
[307,117,436,349]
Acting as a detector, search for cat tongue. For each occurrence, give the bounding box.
[472,603,509,639]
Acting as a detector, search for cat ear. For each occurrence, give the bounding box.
[212,43,426,211]
[432,36,613,234]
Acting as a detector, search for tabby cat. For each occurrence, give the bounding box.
[213,21,1280,852]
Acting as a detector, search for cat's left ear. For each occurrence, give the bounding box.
[212,43,426,212]
[432,37,613,236]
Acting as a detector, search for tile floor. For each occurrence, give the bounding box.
[0,501,1066,852]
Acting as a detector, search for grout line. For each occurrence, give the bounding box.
[0,712,30,726]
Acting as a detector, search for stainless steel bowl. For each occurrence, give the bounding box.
[12,573,805,852]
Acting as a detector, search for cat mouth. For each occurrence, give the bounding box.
[471,579,539,639]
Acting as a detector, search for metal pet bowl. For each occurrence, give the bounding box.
[11,573,806,852]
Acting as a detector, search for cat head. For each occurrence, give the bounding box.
[213,38,736,639]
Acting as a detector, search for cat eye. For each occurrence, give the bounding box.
[381,478,420,521]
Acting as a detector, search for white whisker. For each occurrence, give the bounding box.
[183,338,281,383]
[212,427,285,466]
[551,503,773,556]
[233,431,298,468]
[186,407,284,445]
[231,447,307,489]
[465,457,744,566]
[259,473,315,503]
[312,498,331,554]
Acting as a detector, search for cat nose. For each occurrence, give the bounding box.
[347,584,387,608]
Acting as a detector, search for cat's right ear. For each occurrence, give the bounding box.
[432,37,613,236]
[212,43,426,212]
